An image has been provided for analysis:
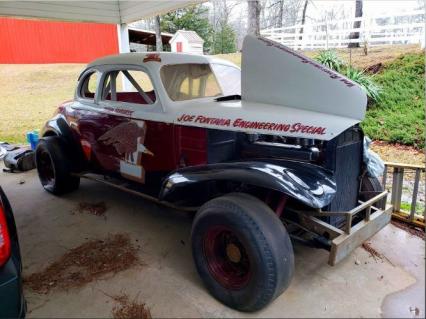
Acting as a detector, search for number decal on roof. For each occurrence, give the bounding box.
[143,54,161,63]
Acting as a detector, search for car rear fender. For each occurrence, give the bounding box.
[41,114,86,171]
[160,160,336,209]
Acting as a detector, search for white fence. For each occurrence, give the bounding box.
[261,10,425,50]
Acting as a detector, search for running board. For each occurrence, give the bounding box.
[77,173,198,212]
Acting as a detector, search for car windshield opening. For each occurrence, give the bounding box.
[160,64,222,101]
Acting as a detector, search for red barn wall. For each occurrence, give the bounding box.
[0,18,119,63]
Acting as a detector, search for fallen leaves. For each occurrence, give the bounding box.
[24,234,139,294]
[362,242,383,260]
[111,293,152,319]
[370,141,424,165]
[391,220,425,240]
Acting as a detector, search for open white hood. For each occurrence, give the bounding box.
[241,36,367,122]
[170,36,367,141]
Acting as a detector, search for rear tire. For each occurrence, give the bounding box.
[191,193,294,312]
[35,136,80,195]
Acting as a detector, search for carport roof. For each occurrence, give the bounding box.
[0,1,201,24]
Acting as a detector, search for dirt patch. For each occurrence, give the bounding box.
[24,234,139,294]
[111,293,152,319]
[112,295,151,319]
[77,201,107,216]
[365,62,384,74]
[370,141,424,165]
[391,220,425,240]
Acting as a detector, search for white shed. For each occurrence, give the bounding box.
[169,30,204,55]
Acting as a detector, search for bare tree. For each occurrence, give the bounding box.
[261,0,283,29]
[231,2,248,50]
[282,0,305,27]
[210,0,239,30]
[154,15,163,51]
[276,0,284,28]
[348,0,363,48]
[247,0,261,36]
[298,0,309,40]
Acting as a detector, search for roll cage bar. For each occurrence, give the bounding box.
[101,69,154,104]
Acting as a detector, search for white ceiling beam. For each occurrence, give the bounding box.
[0,1,202,24]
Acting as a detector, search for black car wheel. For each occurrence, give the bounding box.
[361,175,386,209]
[191,193,294,312]
[35,136,80,195]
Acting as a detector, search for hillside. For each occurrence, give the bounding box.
[362,53,425,148]
[215,44,422,69]
[217,45,425,148]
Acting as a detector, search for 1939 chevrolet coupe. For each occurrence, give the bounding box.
[35,35,391,312]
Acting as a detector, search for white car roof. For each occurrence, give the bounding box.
[87,52,238,69]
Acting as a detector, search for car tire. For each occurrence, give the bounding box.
[361,175,386,209]
[191,193,294,312]
[35,136,80,195]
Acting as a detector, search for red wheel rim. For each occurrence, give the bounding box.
[203,226,251,290]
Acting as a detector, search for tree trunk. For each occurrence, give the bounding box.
[154,15,163,51]
[276,0,284,28]
[348,0,363,48]
[247,1,261,36]
[298,0,309,40]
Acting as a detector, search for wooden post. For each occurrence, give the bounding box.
[154,15,163,52]
[391,167,404,212]
[410,169,421,221]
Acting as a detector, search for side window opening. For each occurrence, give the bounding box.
[211,64,241,96]
[160,64,222,101]
[80,71,98,100]
[101,69,156,105]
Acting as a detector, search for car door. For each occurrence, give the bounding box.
[69,67,122,173]
[84,65,176,184]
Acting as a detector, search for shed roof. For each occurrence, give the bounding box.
[169,30,204,44]
[129,27,173,46]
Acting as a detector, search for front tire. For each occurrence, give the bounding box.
[361,175,386,209]
[35,136,80,195]
[191,193,294,312]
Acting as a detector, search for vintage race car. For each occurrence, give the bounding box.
[35,35,391,312]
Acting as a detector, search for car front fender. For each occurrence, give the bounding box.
[160,160,336,209]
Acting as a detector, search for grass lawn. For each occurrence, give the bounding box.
[0,64,84,143]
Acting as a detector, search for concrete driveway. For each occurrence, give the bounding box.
[1,166,424,318]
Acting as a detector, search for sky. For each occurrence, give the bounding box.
[217,0,423,31]
[308,0,422,20]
